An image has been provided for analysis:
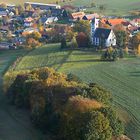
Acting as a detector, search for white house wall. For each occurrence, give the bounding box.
[106,30,116,47]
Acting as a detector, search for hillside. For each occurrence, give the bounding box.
[13,44,140,140]
[1,0,140,15]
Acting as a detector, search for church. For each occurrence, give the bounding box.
[91,18,116,47]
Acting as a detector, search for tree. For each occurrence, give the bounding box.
[99,4,106,14]
[0,3,7,8]
[131,32,140,54]
[27,31,42,40]
[66,30,75,42]
[115,31,128,48]
[71,36,78,48]
[113,24,126,32]
[99,107,124,137]
[62,110,112,140]
[17,5,24,15]
[91,2,96,8]
[76,32,89,47]
[61,37,67,49]
[2,16,9,25]
[25,3,33,11]
[73,20,90,36]
[0,18,3,27]
[26,38,41,48]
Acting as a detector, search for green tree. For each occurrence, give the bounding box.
[99,4,106,14]
[99,107,124,136]
[73,20,90,36]
[61,37,67,49]
[115,31,128,48]
[62,110,112,140]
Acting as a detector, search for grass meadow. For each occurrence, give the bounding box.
[14,44,140,140]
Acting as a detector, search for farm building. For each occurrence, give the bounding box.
[24,2,61,10]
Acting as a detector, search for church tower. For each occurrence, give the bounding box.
[90,18,100,44]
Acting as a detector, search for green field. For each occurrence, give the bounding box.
[14,44,140,140]
[1,0,140,16]
[0,50,45,140]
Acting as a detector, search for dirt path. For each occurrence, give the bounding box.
[0,51,44,140]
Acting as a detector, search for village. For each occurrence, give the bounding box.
[0,2,139,51]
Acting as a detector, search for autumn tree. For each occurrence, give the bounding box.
[17,5,24,15]
[73,20,90,36]
[71,36,78,48]
[131,32,140,54]
[27,31,42,40]
[0,3,7,8]
[76,32,89,47]
[62,110,112,140]
[25,3,33,11]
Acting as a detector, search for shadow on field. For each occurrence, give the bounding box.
[129,71,140,77]
[125,120,140,140]
[55,51,72,71]
[66,59,100,63]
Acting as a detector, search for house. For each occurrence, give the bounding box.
[22,28,39,36]
[24,17,34,27]
[0,42,11,50]
[91,18,116,47]
[0,8,8,17]
[44,17,58,25]
[51,9,62,17]
[130,19,140,27]
[82,13,99,21]
[70,12,85,21]
[101,18,126,27]
[24,2,61,10]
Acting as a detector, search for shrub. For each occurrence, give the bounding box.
[61,110,112,140]
[26,38,41,48]
[67,73,82,83]
[99,107,124,136]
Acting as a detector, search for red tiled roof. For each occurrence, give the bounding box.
[83,13,99,20]
[71,12,85,19]
[101,18,126,26]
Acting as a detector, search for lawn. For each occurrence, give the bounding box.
[0,49,45,140]
[14,44,140,140]
[1,0,140,16]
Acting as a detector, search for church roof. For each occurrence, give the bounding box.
[94,28,111,39]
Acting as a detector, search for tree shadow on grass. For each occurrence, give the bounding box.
[129,71,140,77]
[125,120,140,140]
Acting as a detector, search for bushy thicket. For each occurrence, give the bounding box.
[5,67,124,140]
[101,47,124,61]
